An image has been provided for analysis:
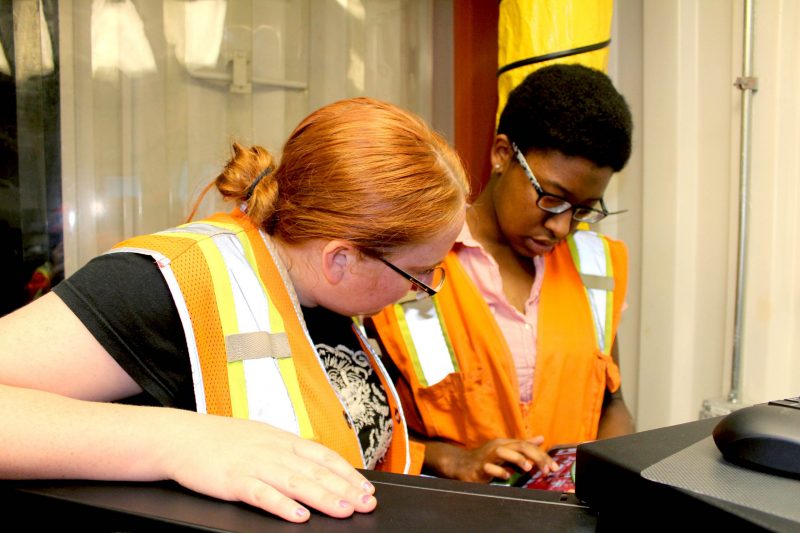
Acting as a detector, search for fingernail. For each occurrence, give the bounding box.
[361,494,374,505]
[339,499,351,509]
[362,481,374,492]
[524,461,533,471]
[295,507,309,518]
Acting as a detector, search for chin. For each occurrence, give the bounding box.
[511,242,537,259]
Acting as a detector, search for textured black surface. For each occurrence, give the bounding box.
[1,471,596,532]
[576,417,799,532]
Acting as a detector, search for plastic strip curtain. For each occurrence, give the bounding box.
[497,0,613,121]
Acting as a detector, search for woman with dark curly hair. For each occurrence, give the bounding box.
[371,63,636,483]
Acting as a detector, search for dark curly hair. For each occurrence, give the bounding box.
[497,63,632,171]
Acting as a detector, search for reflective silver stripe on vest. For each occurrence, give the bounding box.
[115,225,303,434]
[570,230,614,353]
[397,298,456,387]
[159,223,228,237]
[210,232,300,434]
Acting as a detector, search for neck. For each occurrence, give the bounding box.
[467,179,537,279]
[270,236,319,307]
[466,179,505,248]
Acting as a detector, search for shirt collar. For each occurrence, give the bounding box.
[455,220,482,249]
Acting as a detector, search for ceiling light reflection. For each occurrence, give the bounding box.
[91,0,157,78]
[163,0,226,69]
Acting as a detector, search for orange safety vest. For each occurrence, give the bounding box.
[112,209,422,473]
[371,229,627,450]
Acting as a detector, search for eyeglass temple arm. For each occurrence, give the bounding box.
[599,198,627,216]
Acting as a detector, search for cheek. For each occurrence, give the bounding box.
[497,200,543,235]
[353,271,410,312]
[494,179,542,230]
[373,276,412,307]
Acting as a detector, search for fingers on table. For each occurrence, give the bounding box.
[250,439,377,519]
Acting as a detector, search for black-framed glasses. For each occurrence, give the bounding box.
[379,257,446,298]
[512,142,625,223]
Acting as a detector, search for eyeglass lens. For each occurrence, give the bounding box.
[513,142,608,223]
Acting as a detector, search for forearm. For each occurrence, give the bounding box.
[0,384,379,522]
[419,438,469,480]
[0,384,181,481]
[597,340,635,439]
[596,396,635,439]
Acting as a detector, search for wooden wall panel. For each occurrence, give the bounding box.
[453,0,498,198]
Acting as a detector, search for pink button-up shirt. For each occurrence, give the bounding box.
[453,223,544,403]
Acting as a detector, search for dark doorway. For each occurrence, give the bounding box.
[0,0,62,317]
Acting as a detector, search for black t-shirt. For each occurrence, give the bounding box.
[54,252,391,467]
[54,253,194,408]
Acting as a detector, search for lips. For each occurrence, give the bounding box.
[524,236,556,255]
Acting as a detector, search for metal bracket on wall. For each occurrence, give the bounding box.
[186,50,308,94]
[734,76,759,92]
[229,50,252,93]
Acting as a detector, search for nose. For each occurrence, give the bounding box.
[417,270,435,285]
[545,210,573,241]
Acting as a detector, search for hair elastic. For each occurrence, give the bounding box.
[245,166,274,200]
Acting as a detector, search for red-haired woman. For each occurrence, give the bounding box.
[0,98,469,523]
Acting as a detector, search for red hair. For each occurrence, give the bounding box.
[196,97,469,255]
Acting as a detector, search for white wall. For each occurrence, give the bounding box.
[605,0,645,427]
[610,0,800,431]
[60,0,433,272]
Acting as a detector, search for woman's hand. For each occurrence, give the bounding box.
[0,385,375,524]
[158,411,377,523]
[423,437,558,483]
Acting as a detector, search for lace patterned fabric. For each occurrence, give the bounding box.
[301,305,392,469]
[317,343,392,469]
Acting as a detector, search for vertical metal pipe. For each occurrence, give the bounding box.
[729,0,757,404]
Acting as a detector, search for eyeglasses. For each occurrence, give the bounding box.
[512,142,625,224]
[379,257,446,298]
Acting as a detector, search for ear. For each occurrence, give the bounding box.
[490,134,513,173]
[319,239,358,285]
